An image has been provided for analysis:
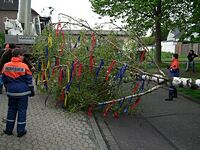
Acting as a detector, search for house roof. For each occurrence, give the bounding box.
[167,28,181,41]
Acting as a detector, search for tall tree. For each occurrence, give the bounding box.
[179,0,200,42]
[90,0,193,64]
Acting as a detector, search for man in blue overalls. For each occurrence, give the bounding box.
[1,48,35,137]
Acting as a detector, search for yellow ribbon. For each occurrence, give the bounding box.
[64,92,68,107]
[67,65,70,82]
[48,36,52,48]
[47,60,50,69]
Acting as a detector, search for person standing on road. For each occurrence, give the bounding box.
[165,53,179,101]
[185,50,198,72]
[1,48,35,137]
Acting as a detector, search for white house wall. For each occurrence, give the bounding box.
[161,41,177,53]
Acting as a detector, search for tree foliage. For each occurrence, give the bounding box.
[141,36,155,46]
[33,25,149,113]
[179,0,200,42]
[90,0,193,63]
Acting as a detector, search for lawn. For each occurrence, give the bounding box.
[146,52,200,101]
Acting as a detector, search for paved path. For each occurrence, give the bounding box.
[0,91,104,150]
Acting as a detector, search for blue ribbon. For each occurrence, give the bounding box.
[115,64,128,80]
[119,97,125,108]
[95,59,104,80]
[70,61,74,82]
[37,60,41,71]
[73,35,81,48]
[44,81,48,91]
[66,82,71,92]
[123,97,132,113]
[139,79,145,92]
[65,61,74,92]
[45,46,48,63]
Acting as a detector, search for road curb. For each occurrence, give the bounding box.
[94,114,120,150]
[89,115,108,150]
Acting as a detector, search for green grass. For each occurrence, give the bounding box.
[161,52,188,62]
[147,52,200,101]
[177,88,200,100]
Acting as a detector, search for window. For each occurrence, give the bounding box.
[4,0,14,3]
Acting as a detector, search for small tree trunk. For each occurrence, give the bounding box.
[154,0,162,65]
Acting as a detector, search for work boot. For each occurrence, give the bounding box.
[3,130,13,135]
[165,98,173,101]
[17,130,27,138]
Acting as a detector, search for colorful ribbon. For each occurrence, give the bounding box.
[115,64,127,80]
[140,49,146,62]
[95,59,104,80]
[131,98,141,110]
[106,60,116,81]
[90,32,96,52]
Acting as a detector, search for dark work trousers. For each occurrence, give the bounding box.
[169,84,177,99]
[186,60,195,72]
[6,96,28,134]
[168,69,179,100]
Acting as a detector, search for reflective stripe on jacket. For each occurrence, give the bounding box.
[2,57,33,97]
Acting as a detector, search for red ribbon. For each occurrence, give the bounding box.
[61,27,65,39]
[78,63,82,79]
[42,71,45,81]
[58,68,63,85]
[56,22,61,37]
[87,106,93,117]
[55,89,65,107]
[131,98,141,110]
[56,22,65,39]
[72,59,79,78]
[113,112,119,119]
[59,43,64,56]
[140,49,146,62]
[89,54,96,73]
[60,89,65,101]
[52,68,55,75]
[106,60,116,81]
[132,82,140,94]
[56,57,60,66]
[90,32,96,52]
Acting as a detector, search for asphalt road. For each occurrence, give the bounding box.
[95,87,200,150]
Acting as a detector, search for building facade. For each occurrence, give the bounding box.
[0,0,39,33]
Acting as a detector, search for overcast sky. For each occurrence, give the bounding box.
[31,0,117,29]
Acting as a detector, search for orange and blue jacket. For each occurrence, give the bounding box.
[170,58,179,70]
[2,57,33,97]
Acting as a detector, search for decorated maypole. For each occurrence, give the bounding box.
[33,14,199,117]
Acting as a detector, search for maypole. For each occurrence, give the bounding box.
[33,14,200,117]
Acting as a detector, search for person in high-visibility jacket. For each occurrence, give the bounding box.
[1,48,35,137]
[165,53,179,101]
[0,43,35,94]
